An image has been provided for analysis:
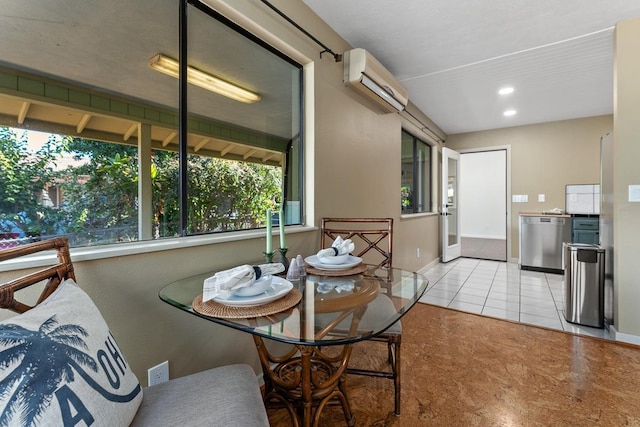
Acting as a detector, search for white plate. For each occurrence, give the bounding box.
[213,276,293,307]
[304,255,362,270]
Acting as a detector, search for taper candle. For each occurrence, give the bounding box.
[279,209,286,248]
[266,208,272,253]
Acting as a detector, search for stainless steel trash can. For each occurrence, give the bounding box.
[564,243,605,328]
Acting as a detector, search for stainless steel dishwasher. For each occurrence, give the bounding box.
[520,215,572,274]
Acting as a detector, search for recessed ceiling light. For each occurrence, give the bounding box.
[503,109,517,117]
[499,87,514,95]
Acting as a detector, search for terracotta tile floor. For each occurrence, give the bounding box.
[419,258,612,340]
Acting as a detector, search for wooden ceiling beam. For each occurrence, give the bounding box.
[162,131,177,147]
[220,144,233,157]
[262,153,275,163]
[194,138,209,153]
[17,101,30,124]
[243,149,257,160]
[123,123,138,141]
[76,113,92,133]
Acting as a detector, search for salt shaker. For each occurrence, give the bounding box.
[296,254,306,277]
[286,257,300,281]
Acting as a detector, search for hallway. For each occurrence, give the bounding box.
[419,257,611,340]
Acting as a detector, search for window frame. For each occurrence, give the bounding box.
[400,125,437,217]
[182,0,305,236]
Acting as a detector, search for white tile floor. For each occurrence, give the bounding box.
[419,258,612,340]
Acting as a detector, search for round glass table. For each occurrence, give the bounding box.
[159,265,428,426]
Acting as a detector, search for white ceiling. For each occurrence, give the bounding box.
[303,0,640,135]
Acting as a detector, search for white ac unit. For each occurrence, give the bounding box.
[343,48,408,114]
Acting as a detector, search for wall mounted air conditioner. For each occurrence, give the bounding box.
[343,48,408,114]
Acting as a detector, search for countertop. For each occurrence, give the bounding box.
[519,212,572,218]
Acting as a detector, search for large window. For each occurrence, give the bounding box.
[185,2,303,236]
[0,1,303,248]
[0,130,285,247]
[401,130,432,214]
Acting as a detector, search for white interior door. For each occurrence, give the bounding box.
[442,147,461,262]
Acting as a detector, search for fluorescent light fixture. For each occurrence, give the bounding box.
[149,54,261,104]
[498,87,514,95]
[361,74,405,111]
[503,109,517,117]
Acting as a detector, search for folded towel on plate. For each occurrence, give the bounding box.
[317,236,355,260]
[203,263,285,301]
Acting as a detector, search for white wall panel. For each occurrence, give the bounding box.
[460,150,507,239]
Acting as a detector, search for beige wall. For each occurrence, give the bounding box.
[1,0,442,384]
[226,0,442,274]
[613,17,640,338]
[446,115,613,260]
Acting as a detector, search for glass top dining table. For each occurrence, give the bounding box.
[158,265,429,347]
[159,263,428,427]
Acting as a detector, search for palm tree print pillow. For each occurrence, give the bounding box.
[0,279,143,426]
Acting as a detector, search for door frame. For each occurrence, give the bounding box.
[441,147,461,262]
[457,145,512,262]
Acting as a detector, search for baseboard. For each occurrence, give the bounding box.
[417,258,441,274]
[461,234,506,240]
[609,325,640,346]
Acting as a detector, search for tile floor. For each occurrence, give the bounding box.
[418,257,612,340]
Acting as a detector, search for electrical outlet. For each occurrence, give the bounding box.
[148,361,169,386]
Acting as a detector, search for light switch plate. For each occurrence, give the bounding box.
[538,194,545,202]
[629,185,640,202]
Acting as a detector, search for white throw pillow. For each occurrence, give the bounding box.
[0,279,143,426]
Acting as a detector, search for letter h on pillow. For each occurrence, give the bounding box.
[0,279,143,426]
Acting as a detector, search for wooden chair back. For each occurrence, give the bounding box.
[0,237,75,314]
[320,218,393,270]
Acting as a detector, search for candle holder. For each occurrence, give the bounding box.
[277,247,290,271]
[263,251,275,263]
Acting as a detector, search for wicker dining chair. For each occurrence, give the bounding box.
[0,237,75,313]
[320,217,402,415]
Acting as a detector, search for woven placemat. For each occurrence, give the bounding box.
[192,288,301,319]
[304,263,368,277]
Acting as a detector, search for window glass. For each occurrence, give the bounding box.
[400,130,432,214]
[186,3,302,235]
[416,140,431,212]
[401,132,415,213]
[0,132,141,247]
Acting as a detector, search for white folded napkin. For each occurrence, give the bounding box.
[316,278,355,294]
[317,236,355,260]
[203,263,285,301]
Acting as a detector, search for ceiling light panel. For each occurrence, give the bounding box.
[149,54,261,104]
